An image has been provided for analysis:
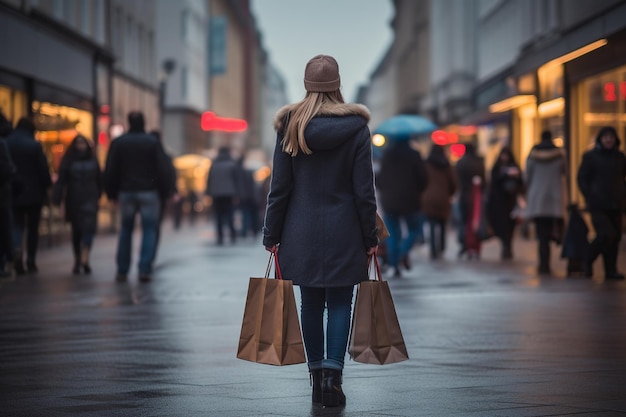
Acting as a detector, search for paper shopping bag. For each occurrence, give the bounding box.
[348,255,409,365]
[236,252,306,366]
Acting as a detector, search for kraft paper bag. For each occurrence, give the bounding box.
[348,255,409,365]
[237,252,306,366]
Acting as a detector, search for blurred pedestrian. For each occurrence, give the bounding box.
[104,111,170,283]
[421,145,457,260]
[236,155,260,238]
[454,143,486,258]
[149,130,178,261]
[5,117,52,274]
[376,134,428,276]
[52,135,102,275]
[263,55,378,407]
[486,147,524,260]
[524,131,567,275]
[0,112,15,278]
[188,190,198,225]
[577,126,626,280]
[205,146,239,245]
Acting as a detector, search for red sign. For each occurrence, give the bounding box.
[201,112,248,132]
[431,130,460,145]
[603,81,626,102]
[450,144,466,158]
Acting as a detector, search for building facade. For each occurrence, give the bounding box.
[364,0,626,201]
[108,0,159,150]
[155,0,209,156]
[0,0,111,171]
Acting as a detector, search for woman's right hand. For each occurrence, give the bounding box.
[265,245,277,253]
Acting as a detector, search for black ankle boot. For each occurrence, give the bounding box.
[310,369,323,404]
[322,368,345,407]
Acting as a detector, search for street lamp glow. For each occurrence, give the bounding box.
[372,134,386,147]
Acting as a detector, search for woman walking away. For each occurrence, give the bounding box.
[53,135,102,274]
[263,55,378,407]
[524,131,566,275]
[421,145,457,259]
[486,147,524,260]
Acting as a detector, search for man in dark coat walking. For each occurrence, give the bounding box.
[376,138,428,276]
[5,117,52,274]
[205,146,240,245]
[577,126,626,280]
[0,112,15,278]
[104,112,170,283]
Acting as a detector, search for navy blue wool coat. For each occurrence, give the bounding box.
[263,103,378,288]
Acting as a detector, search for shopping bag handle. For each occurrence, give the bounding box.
[367,255,383,282]
[265,251,284,280]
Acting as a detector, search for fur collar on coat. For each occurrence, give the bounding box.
[273,102,370,132]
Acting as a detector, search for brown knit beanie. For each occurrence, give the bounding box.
[304,55,341,93]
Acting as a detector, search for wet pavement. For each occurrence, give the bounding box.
[2,219,626,417]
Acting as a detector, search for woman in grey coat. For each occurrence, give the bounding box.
[525,131,566,275]
[263,55,378,407]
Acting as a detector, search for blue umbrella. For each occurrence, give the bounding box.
[373,114,437,140]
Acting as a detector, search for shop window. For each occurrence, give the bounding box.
[0,85,27,126]
[32,101,93,173]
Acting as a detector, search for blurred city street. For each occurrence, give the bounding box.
[2,219,626,417]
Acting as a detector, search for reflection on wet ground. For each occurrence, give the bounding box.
[2,225,626,416]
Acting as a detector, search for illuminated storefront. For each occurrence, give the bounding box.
[0,84,27,123]
[32,101,94,173]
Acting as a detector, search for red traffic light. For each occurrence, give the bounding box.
[201,112,248,132]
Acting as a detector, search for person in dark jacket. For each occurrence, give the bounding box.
[205,146,239,245]
[263,55,378,407]
[104,111,169,283]
[577,126,626,280]
[376,136,428,277]
[486,146,524,260]
[525,131,567,275]
[5,117,52,274]
[421,145,457,259]
[236,155,260,238]
[52,135,102,275]
[454,143,486,257]
[0,112,15,278]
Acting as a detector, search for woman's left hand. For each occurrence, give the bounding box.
[367,245,378,256]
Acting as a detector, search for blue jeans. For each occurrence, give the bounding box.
[385,211,423,268]
[300,286,354,371]
[116,191,160,275]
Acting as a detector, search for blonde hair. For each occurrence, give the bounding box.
[282,89,345,156]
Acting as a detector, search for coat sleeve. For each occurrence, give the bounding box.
[415,153,428,194]
[525,157,534,189]
[103,140,120,200]
[155,143,174,200]
[52,162,68,206]
[448,166,458,196]
[352,126,378,249]
[36,143,52,189]
[262,134,293,248]
[0,140,15,185]
[577,152,593,201]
